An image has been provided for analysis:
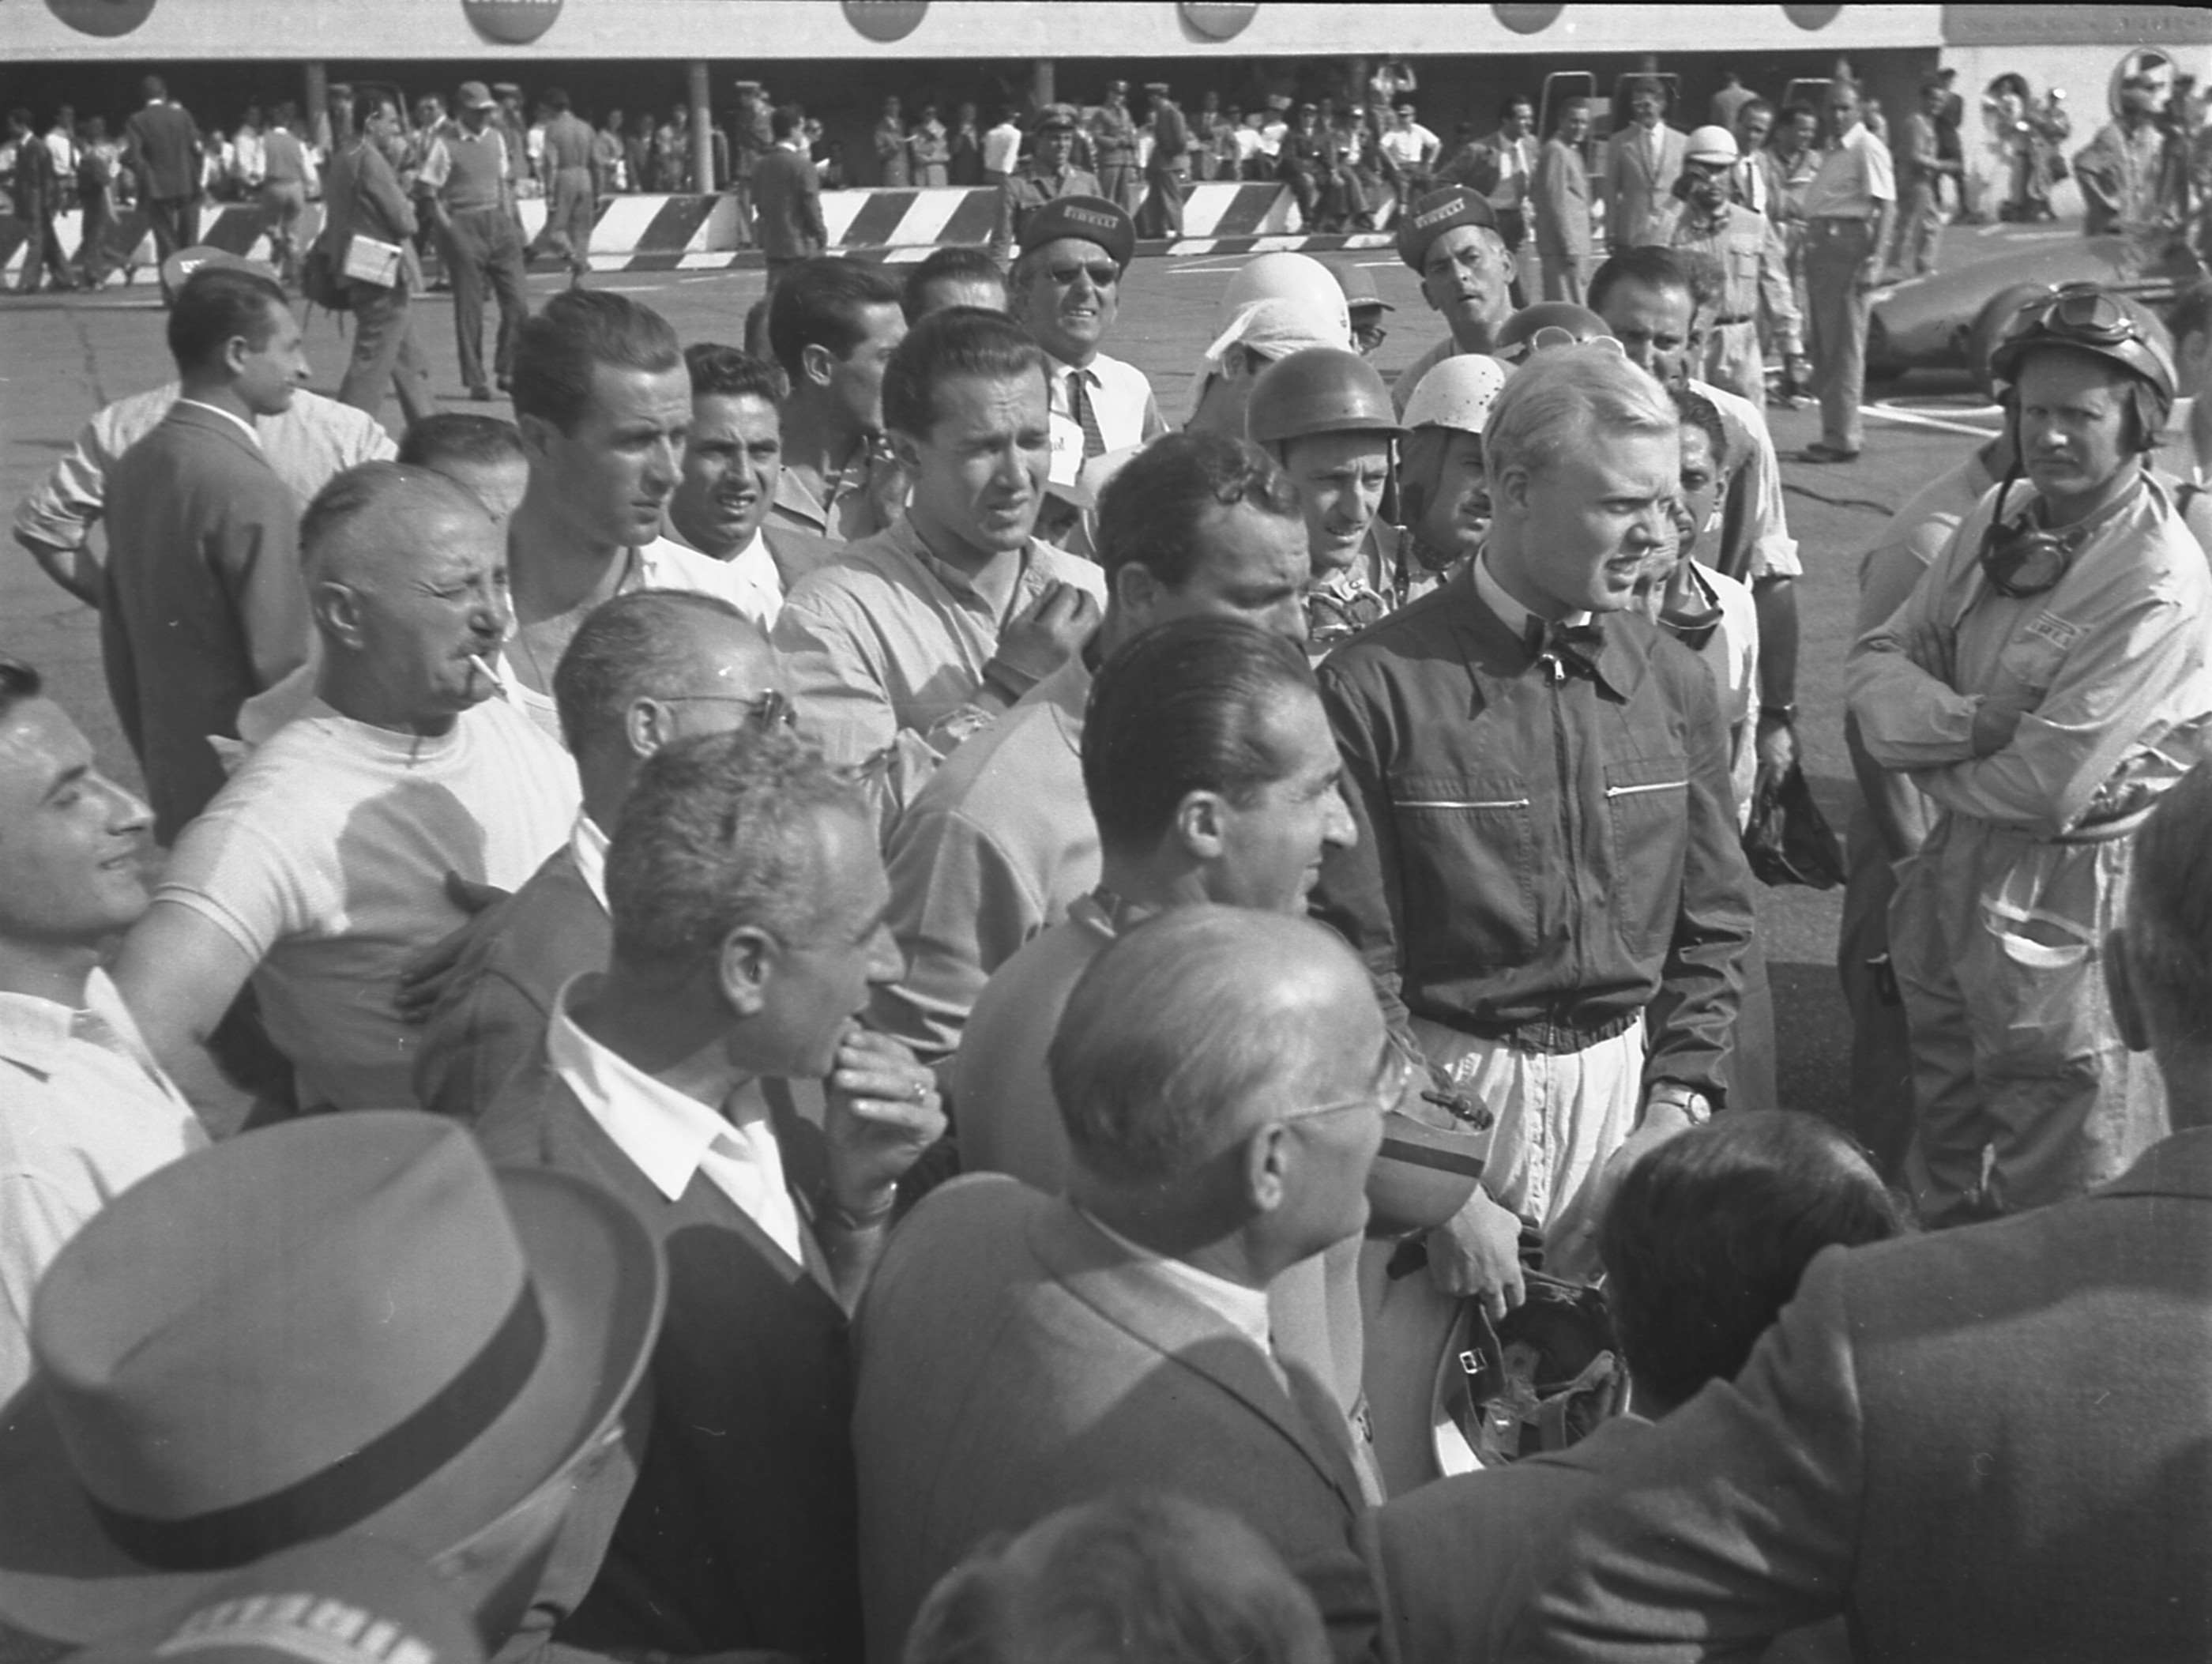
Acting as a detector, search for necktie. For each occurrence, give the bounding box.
[1068,368,1106,461]
[1525,616,1605,682]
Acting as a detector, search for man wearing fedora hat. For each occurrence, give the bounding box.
[0,657,205,1406]
[0,1111,664,1656]
[477,725,942,1661]
[1388,186,1517,415]
[1010,194,1164,490]
[995,104,1102,258]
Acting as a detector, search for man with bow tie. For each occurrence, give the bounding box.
[1311,344,1755,1320]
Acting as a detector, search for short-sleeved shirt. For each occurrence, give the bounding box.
[154,697,579,1112]
[0,971,206,1402]
[773,515,1106,770]
[1800,122,1895,220]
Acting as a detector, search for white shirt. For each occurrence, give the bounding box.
[1381,123,1439,169]
[983,121,1022,174]
[173,397,262,450]
[663,524,785,632]
[570,811,610,910]
[546,975,804,1262]
[1078,1206,1274,1359]
[1044,352,1163,488]
[0,971,207,1402]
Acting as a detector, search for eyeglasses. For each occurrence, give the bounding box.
[654,689,797,730]
[1046,262,1120,289]
[1285,1046,1416,1127]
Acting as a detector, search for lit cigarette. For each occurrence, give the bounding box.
[468,654,509,699]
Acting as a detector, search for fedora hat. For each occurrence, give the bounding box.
[0,1112,664,1644]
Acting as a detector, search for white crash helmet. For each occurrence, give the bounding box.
[1684,124,1741,167]
[1217,251,1353,352]
[1401,353,1511,436]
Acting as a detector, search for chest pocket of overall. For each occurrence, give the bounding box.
[1386,770,1538,977]
[1723,226,1762,298]
[1602,755,1690,956]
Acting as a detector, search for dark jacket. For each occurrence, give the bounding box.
[101,402,310,842]
[416,841,604,1123]
[752,141,828,260]
[478,1061,863,1662]
[1309,563,1753,1099]
[124,100,200,201]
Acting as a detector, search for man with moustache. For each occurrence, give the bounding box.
[1311,346,1755,1316]
[773,307,1104,775]
[664,343,835,630]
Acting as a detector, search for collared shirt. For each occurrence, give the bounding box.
[767,440,898,546]
[546,975,804,1263]
[1656,201,1801,349]
[1849,472,2212,838]
[773,514,1107,771]
[570,811,609,910]
[1078,1204,1275,1358]
[1044,352,1165,488]
[173,397,261,449]
[663,523,787,631]
[0,970,207,1402]
[873,653,1098,1065]
[1473,549,1589,635]
[1693,376,1800,581]
[1800,122,1895,220]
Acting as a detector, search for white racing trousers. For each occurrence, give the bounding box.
[1889,810,2168,1226]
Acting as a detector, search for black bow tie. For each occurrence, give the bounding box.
[1525,617,1605,681]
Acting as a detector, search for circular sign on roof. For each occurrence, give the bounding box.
[1180,1,1258,40]
[46,0,157,36]
[462,0,563,45]
[1492,3,1565,34]
[841,0,929,42]
[1782,4,1842,28]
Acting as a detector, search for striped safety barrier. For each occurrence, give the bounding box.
[1,181,1412,283]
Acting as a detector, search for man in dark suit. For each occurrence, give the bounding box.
[122,74,202,294]
[476,725,944,1662]
[415,589,788,1121]
[101,265,312,842]
[752,103,828,294]
[1514,762,2212,1662]
[854,906,1390,1663]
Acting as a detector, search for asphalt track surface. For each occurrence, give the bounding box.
[0,219,2046,1127]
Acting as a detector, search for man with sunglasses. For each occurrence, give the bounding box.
[1010,195,1167,491]
[1389,186,1518,415]
[1848,284,2212,1226]
[416,589,790,1122]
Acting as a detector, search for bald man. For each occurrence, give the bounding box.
[114,463,579,1118]
[415,589,788,1121]
[856,906,1388,1662]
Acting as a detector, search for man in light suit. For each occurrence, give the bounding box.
[853,906,1390,1663]
[1602,76,1687,254]
[413,589,788,1121]
[1513,759,2212,1662]
[1533,96,1596,303]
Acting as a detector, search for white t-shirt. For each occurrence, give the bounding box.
[983,122,1022,175]
[156,696,579,1112]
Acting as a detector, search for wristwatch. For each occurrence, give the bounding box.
[1645,1083,1714,1127]
[1758,702,1797,727]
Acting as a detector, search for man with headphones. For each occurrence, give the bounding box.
[1848,284,2212,1227]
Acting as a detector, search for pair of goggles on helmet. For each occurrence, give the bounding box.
[1977,472,2090,600]
[1494,329,1627,367]
[1306,582,1390,649]
[1993,283,2177,404]
[2018,284,2145,349]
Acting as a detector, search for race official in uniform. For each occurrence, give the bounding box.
[1849,286,2212,1225]
[1648,126,1805,408]
[1311,344,1755,1308]
[1389,186,1517,412]
[1010,195,1168,489]
[995,104,1102,258]
[1089,81,1142,215]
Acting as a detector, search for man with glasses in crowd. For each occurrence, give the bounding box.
[1849,285,2212,1226]
[1009,196,1167,491]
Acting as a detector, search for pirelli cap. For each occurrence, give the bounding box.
[1396,185,1499,273]
[1018,194,1138,269]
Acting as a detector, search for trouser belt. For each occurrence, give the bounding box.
[1451,1007,1641,1057]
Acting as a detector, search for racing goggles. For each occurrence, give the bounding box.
[1494,329,1626,367]
[1994,283,2176,401]
[1978,475,2087,600]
